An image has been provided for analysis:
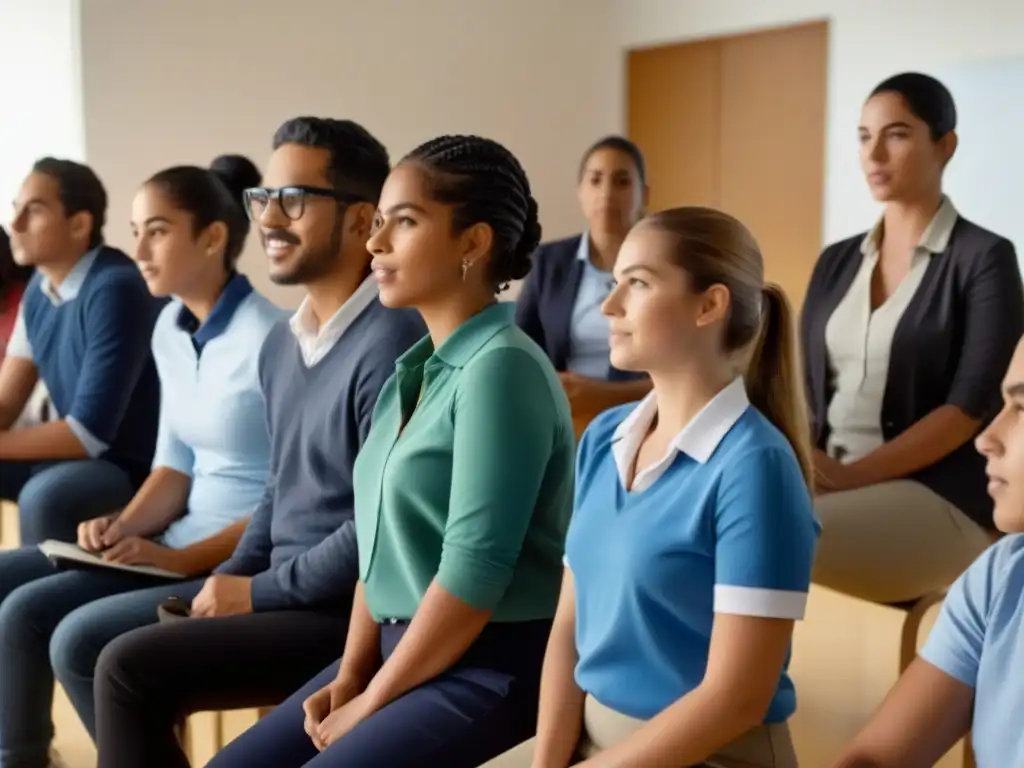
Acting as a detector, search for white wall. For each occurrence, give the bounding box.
[610,0,1024,247]
[937,57,1024,261]
[79,0,619,307]
[0,0,85,226]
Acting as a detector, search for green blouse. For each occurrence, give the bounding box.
[354,302,575,622]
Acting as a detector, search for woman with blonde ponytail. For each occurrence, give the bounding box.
[485,207,818,768]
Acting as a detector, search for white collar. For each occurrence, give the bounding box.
[612,377,749,491]
[861,195,959,257]
[288,275,378,367]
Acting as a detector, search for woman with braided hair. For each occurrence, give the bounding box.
[206,135,576,768]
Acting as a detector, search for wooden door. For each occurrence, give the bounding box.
[627,21,828,306]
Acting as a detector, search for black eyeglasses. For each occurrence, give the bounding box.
[243,185,365,222]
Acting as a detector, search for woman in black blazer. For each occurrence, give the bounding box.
[801,72,1024,605]
[516,137,651,434]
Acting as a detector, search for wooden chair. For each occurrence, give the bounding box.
[893,590,975,768]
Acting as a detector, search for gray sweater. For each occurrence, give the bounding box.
[217,298,425,611]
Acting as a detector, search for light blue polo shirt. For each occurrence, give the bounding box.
[151,274,288,549]
[919,535,1024,767]
[565,378,820,721]
[566,234,615,380]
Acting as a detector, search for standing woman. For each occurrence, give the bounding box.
[0,226,33,362]
[516,136,651,435]
[203,135,575,768]
[802,72,1024,605]
[486,207,818,768]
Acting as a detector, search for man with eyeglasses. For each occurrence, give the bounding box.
[72,118,425,764]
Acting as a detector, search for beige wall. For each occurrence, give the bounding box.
[609,0,1024,247]
[79,0,618,307]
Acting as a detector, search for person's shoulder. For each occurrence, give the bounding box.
[86,247,149,295]
[586,401,637,441]
[948,217,1018,277]
[152,298,184,337]
[355,301,426,364]
[818,231,867,264]
[370,301,427,340]
[529,235,584,278]
[260,315,295,350]
[950,216,1009,251]
[470,322,561,384]
[968,534,1024,599]
[717,410,807,485]
[535,234,583,259]
[237,291,291,334]
[257,316,296,366]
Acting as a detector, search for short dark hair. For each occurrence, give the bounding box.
[402,135,541,292]
[870,73,957,141]
[579,135,647,186]
[272,117,390,203]
[0,226,33,291]
[146,155,261,270]
[31,157,108,250]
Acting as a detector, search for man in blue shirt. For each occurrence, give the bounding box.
[0,158,161,544]
[832,337,1024,768]
[91,117,426,767]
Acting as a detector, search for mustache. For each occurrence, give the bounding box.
[261,228,301,246]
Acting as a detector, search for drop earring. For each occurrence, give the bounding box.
[461,260,470,281]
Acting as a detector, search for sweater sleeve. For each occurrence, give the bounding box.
[69,272,158,453]
[248,318,417,611]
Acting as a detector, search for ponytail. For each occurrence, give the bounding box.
[744,282,814,487]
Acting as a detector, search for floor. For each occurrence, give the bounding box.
[52,688,95,767]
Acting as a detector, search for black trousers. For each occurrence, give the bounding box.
[94,609,349,768]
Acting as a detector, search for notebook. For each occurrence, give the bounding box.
[38,539,186,580]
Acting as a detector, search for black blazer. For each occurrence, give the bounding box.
[801,216,1024,529]
[515,234,645,382]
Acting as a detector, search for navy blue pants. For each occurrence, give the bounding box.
[0,458,138,545]
[207,620,551,768]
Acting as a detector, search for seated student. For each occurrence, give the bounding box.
[0,226,33,362]
[199,135,575,768]
[487,207,820,768]
[516,136,651,434]
[0,158,162,545]
[802,73,1023,604]
[92,117,424,768]
[832,336,1024,768]
[0,155,284,767]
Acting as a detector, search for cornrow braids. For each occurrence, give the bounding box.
[403,135,542,292]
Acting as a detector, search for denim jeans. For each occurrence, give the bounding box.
[0,459,138,545]
[0,546,203,768]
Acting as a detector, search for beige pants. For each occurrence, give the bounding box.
[812,480,993,604]
[482,694,797,768]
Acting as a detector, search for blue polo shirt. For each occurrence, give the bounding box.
[151,274,288,549]
[565,378,819,721]
[919,535,1024,767]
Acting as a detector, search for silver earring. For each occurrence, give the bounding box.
[461,260,470,281]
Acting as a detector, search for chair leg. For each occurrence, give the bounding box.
[898,591,946,674]
[962,730,976,768]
